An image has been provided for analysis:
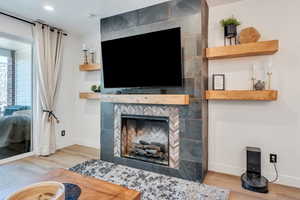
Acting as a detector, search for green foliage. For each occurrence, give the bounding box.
[91,84,101,93]
[220,17,241,27]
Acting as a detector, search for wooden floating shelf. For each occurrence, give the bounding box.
[206,40,279,60]
[80,64,101,71]
[101,94,190,105]
[205,90,278,101]
[79,93,190,105]
[80,92,101,100]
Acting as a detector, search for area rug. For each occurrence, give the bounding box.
[70,160,229,200]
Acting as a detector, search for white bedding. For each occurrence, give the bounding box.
[0,110,31,148]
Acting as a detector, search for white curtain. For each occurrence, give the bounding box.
[33,23,64,156]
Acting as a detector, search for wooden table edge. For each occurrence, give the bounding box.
[0,168,141,200]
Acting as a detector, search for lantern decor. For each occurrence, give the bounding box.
[267,57,273,90]
[251,64,257,90]
[90,49,96,64]
[82,44,89,64]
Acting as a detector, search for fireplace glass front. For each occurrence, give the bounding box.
[121,115,169,166]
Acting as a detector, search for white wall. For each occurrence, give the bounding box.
[0,15,32,42]
[72,20,101,149]
[55,35,82,149]
[208,0,300,187]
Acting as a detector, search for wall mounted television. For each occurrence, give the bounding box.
[101,27,182,89]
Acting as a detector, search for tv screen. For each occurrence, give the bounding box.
[101,27,182,88]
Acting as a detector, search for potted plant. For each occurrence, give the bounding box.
[91,85,101,93]
[220,16,241,38]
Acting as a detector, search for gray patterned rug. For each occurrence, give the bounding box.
[70,160,229,200]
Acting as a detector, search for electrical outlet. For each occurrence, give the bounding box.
[61,130,66,137]
[270,154,277,163]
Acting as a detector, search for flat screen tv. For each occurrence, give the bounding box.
[101,27,182,88]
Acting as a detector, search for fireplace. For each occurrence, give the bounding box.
[121,115,169,166]
[103,103,205,181]
[114,104,180,169]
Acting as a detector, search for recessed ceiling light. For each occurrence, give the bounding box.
[44,5,54,11]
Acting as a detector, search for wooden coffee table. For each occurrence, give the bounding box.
[0,169,141,200]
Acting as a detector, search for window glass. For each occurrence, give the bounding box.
[0,55,8,113]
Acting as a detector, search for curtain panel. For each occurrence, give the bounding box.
[33,23,64,156]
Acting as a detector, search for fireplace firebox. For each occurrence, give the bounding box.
[121,115,169,166]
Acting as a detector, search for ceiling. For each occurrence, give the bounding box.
[0,0,170,37]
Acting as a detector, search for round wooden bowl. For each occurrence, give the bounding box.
[5,181,65,200]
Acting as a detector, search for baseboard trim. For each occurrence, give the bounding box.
[209,162,300,188]
[0,152,34,165]
[72,137,100,149]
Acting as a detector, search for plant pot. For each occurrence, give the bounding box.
[224,24,237,38]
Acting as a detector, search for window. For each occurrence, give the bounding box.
[15,48,31,106]
[0,55,9,114]
[0,37,32,159]
[0,44,32,115]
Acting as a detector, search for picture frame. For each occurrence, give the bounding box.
[212,74,225,90]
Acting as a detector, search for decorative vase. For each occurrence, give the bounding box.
[254,80,265,90]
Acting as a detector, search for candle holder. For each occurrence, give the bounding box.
[267,72,272,90]
[83,49,89,65]
[251,77,256,90]
[251,64,257,90]
[90,50,95,64]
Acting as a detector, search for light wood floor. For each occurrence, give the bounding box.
[0,145,299,200]
[205,172,300,200]
[0,145,99,191]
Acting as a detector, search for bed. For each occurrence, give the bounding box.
[0,108,31,152]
